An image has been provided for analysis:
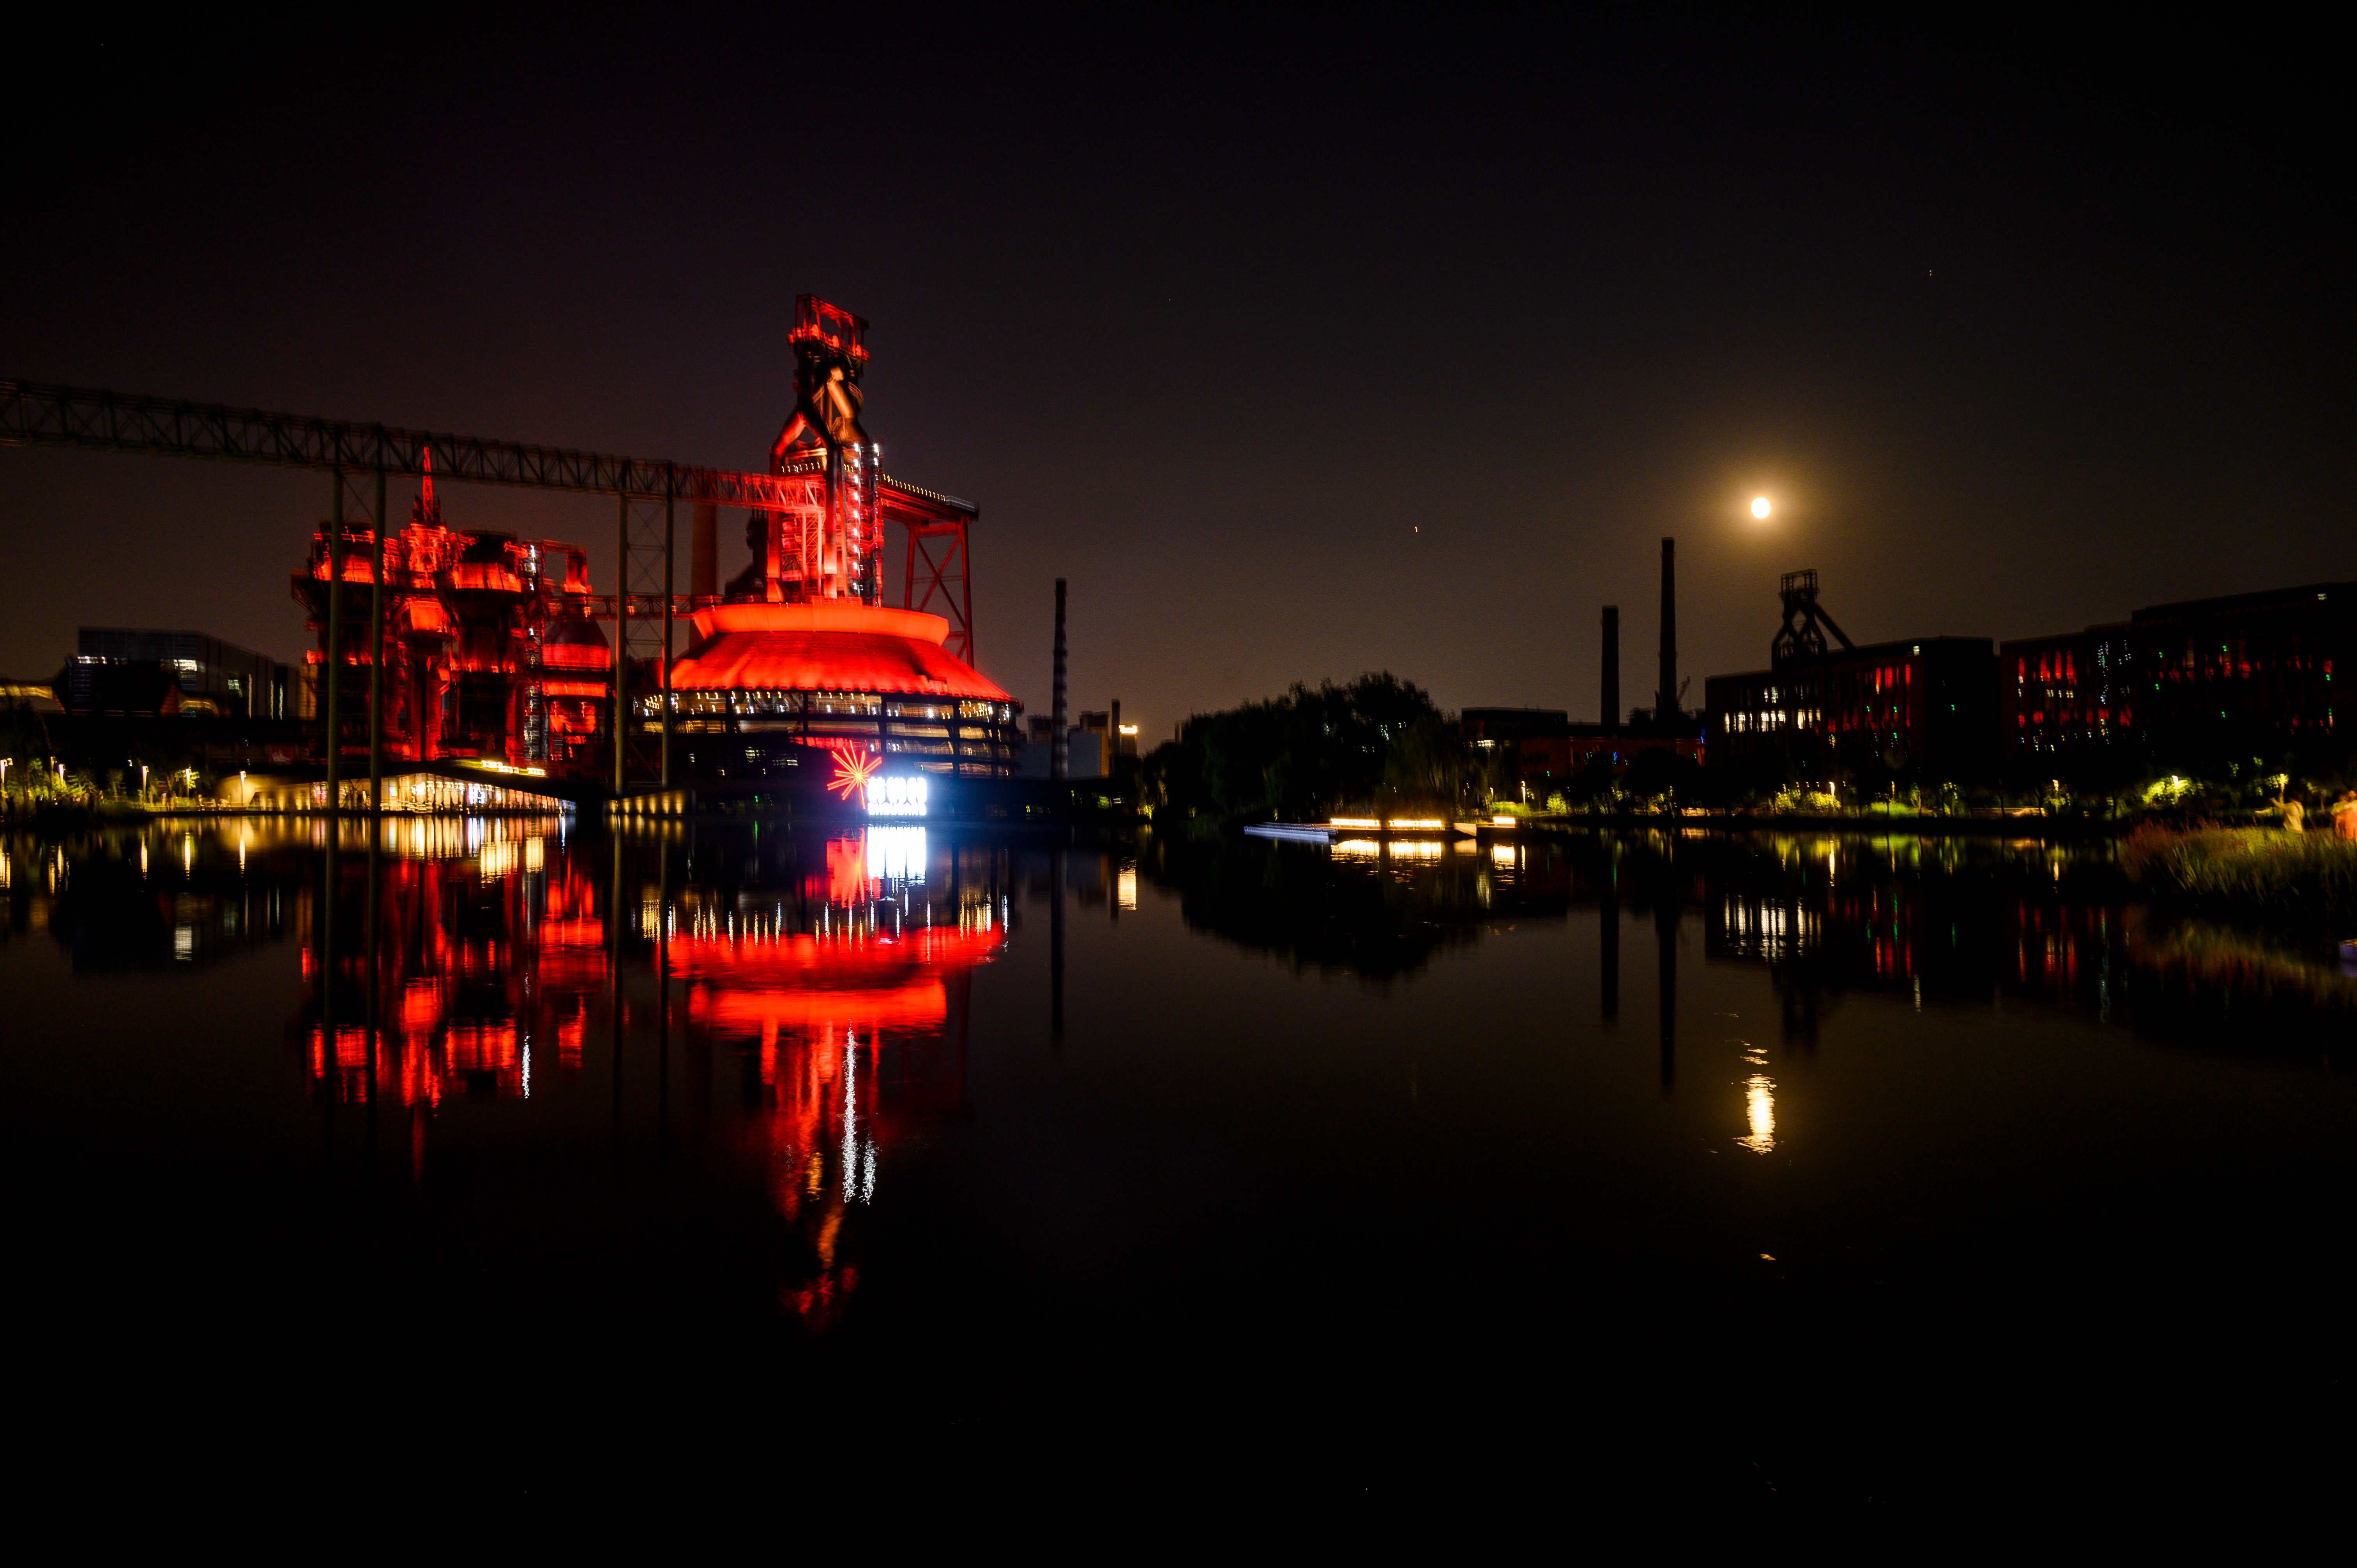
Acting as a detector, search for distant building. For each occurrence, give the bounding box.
[2002,582,2354,778]
[1460,708,1569,747]
[0,678,63,713]
[68,629,289,719]
[1516,731,1704,793]
[1706,637,1999,781]
[1468,706,1705,793]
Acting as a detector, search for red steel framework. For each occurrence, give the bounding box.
[2,297,988,795]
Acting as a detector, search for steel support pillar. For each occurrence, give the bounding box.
[614,484,673,796]
[614,494,628,798]
[325,469,345,812]
[368,463,386,813]
[661,466,675,789]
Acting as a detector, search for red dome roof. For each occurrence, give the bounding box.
[668,602,1009,702]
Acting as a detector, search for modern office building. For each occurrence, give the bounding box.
[1998,584,2353,779]
[1706,636,2000,782]
[68,629,290,719]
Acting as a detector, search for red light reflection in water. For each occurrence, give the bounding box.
[670,909,1004,1324]
[301,824,1006,1328]
[302,842,606,1119]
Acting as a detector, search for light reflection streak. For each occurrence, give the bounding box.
[1735,1042,1776,1154]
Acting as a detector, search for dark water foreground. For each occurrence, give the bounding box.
[5,819,2354,1514]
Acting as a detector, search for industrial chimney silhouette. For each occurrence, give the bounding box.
[1656,537,1678,723]
[1601,605,1620,731]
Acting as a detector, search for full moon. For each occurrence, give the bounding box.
[1751,496,1772,519]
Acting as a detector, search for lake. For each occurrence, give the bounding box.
[6,818,2353,1510]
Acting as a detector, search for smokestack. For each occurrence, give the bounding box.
[1656,537,1677,724]
[1051,579,1069,781]
[1601,605,1620,732]
[1111,696,1122,759]
[691,502,717,599]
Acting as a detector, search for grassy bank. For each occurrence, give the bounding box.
[2121,826,2357,930]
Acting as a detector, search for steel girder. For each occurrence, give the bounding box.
[0,378,975,519]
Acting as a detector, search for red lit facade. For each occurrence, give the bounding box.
[655,297,1021,790]
[1705,637,2000,782]
[2003,585,2351,776]
[291,456,611,770]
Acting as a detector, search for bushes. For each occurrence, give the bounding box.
[1140,673,1489,824]
[2122,825,2357,928]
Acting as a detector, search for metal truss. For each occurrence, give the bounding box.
[0,379,974,518]
[883,483,978,661]
[904,521,974,664]
[4,376,986,796]
[319,464,394,810]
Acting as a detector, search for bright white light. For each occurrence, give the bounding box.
[865,773,929,817]
[1751,496,1772,520]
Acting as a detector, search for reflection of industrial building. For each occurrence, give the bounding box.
[304,823,606,1107]
[669,827,1008,1321]
[291,456,612,772]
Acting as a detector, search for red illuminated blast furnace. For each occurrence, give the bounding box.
[656,296,1023,794]
[292,449,613,770]
[290,295,1018,783]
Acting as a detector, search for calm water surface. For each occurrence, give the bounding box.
[6,819,2355,1506]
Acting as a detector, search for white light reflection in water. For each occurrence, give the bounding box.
[1735,1042,1776,1154]
[864,826,926,886]
[842,1029,859,1199]
[839,1029,878,1204]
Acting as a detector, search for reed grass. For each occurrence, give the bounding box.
[2121,825,2357,929]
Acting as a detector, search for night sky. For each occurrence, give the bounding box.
[5,9,2348,740]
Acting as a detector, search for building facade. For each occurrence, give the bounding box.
[1706,637,1998,782]
[69,629,290,719]
[2003,583,2352,779]
[290,471,612,773]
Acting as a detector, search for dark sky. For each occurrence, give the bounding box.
[5,7,2349,738]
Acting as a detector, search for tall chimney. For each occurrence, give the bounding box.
[1110,696,1122,759]
[1051,578,1069,781]
[690,502,717,599]
[1601,605,1620,732]
[1656,537,1677,724]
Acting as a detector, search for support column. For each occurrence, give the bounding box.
[661,467,676,790]
[368,463,386,814]
[615,493,629,798]
[325,468,345,812]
